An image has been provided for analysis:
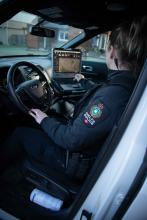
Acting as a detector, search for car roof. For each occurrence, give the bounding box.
[0,0,147,32]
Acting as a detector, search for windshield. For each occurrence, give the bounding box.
[0,11,83,57]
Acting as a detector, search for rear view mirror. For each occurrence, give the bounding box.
[30,26,55,38]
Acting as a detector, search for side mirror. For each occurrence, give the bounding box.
[30,26,55,38]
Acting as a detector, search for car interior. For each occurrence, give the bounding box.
[0,0,147,220]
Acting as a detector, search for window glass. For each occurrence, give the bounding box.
[0,11,83,56]
[77,33,109,62]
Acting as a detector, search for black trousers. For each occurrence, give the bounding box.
[0,126,66,174]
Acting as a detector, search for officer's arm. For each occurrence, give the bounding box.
[40,96,112,151]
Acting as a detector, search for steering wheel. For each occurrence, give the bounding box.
[7,61,53,113]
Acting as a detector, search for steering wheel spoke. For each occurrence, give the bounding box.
[7,61,52,113]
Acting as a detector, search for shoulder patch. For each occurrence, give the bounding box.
[82,100,110,127]
[90,104,103,118]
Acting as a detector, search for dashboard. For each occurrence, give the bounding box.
[0,56,51,90]
[0,55,88,97]
[0,54,107,97]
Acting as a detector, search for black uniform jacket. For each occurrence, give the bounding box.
[41,70,136,152]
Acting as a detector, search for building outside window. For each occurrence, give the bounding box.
[58,31,68,41]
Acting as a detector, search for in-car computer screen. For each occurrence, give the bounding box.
[53,48,81,77]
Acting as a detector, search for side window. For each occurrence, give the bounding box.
[77,33,109,62]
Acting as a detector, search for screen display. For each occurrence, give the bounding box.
[53,48,81,75]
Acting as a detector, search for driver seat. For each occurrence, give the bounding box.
[22,159,81,203]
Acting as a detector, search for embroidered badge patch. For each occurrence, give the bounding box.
[83,103,104,126]
[90,105,102,118]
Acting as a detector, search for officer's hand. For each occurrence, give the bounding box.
[73,74,85,82]
[29,108,48,124]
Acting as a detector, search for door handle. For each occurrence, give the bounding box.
[82,65,93,72]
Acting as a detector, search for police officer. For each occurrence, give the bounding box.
[1,16,147,180]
